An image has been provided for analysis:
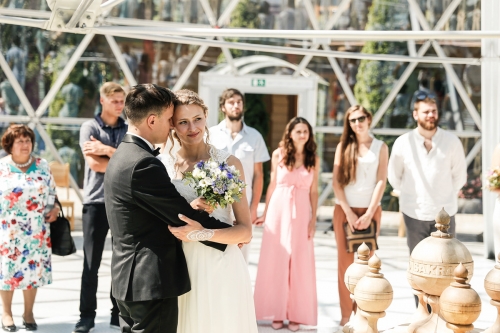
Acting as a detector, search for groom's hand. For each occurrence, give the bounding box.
[169,214,204,241]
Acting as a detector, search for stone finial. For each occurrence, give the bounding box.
[484,253,500,333]
[367,254,383,278]
[440,263,482,333]
[432,208,452,238]
[344,243,371,295]
[355,242,370,264]
[451,263,470,288]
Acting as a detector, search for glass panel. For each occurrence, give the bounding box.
[317,133,339,206]
[459,137,482,214]
[428,0,481,31]
[0,0,48,10]
[111,0,211,24]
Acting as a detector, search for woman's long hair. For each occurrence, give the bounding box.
[337,105,372,187]
[280,117,317,171]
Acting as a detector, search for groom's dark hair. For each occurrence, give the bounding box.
[124,84,177,125]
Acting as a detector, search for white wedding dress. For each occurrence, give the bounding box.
[161,148,258,333]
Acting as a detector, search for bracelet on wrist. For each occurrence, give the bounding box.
[187,229,215,241]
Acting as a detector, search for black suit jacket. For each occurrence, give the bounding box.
[104,134,231,301]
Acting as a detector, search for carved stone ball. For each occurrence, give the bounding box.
[440,264,481,326]
[484,252,500,301]
[344,242,371,294]
[408,209,473,296]
[354,254,393,313]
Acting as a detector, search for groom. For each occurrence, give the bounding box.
[104,84,232,333]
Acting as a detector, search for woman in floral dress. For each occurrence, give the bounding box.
[0,124,59,332]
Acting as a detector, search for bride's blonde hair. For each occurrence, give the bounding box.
[170,89,212,154]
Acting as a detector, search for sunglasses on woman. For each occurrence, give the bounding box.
[349,116,367,124]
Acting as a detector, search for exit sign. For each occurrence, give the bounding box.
[251,78,266,87]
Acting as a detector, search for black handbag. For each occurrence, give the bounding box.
[50,200,77,256]
[343,220,379,253]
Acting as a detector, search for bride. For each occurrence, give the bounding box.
[159,89,258,333]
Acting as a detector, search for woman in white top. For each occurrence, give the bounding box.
[490,144,500,256]
[332,105,388,326]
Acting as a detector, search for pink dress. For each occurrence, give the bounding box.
[254,150,317,325]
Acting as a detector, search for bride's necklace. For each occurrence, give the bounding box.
[11,155,33,168]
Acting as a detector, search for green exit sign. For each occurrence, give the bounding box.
[251,78,266,87]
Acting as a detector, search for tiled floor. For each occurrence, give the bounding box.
[0,226,496,333]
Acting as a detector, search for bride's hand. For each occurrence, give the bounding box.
[169,214,204,242]
[190,197,214,214]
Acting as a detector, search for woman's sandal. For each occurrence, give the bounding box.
[271,321,284,330]
[288,322,300,332]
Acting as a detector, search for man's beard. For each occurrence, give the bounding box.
[418,118,438,131]
[227,112,243,122]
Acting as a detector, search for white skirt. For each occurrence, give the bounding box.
[177,242,258,333]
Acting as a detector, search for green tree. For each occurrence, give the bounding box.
[218,0,260,62]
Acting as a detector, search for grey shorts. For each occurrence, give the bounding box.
[403,213,456,255]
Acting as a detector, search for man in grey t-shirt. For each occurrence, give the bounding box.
[73,83,127,333]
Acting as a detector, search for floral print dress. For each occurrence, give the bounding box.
[0,158,55,290]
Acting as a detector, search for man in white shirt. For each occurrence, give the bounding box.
[388,91,467,255]
[209,88,270,262]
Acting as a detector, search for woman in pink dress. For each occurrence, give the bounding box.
[254,117,319,331]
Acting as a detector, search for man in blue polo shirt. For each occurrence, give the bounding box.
[73,82,128,333]
[209,88,270,262]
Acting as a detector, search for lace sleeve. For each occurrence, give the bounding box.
[158,154,176,179]
[209,145,231,164]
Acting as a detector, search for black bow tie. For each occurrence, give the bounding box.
[152,147,161,156]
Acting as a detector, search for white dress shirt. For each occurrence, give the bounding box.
[388,127,467,220]
[126,132,154,151]
[209,121,270,204]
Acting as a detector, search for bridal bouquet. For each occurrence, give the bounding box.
[183,160,246,209]
[487,167,500,190]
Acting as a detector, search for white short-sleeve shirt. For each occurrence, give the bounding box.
[209,121,270,203]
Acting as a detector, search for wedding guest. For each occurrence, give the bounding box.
[388,91,466,255]
[332,105,388,326]
[254,117,319,332]
[0,124,59,332]
[73,83,127,333]
[209,88,270,262]
[489,143,500,255]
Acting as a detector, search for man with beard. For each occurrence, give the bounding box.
[209,88,270,262]
[388,92,467,256]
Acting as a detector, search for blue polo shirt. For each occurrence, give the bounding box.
[79,114,128,204]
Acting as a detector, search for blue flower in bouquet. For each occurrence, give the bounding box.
[182,159,247,209]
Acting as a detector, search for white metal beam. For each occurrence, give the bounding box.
[371,0,463,128]
[100,0,127,11]
[217,0,240,27]
[370,41,432,127]
[481,0,499,259]
[172,45,209,91]
[66,0,95,29]
[407,0,482,130]
[93,29,480,65]
[0,15,47,28]
[0,8,51,19]
[35,33,95,118]
[299,0,357,105]
[104,34,138,86]
[465,138,482,167]
[93,25,500,40]
[293,0,351,75]
[0,52,37,118]
[198,0,237,73]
